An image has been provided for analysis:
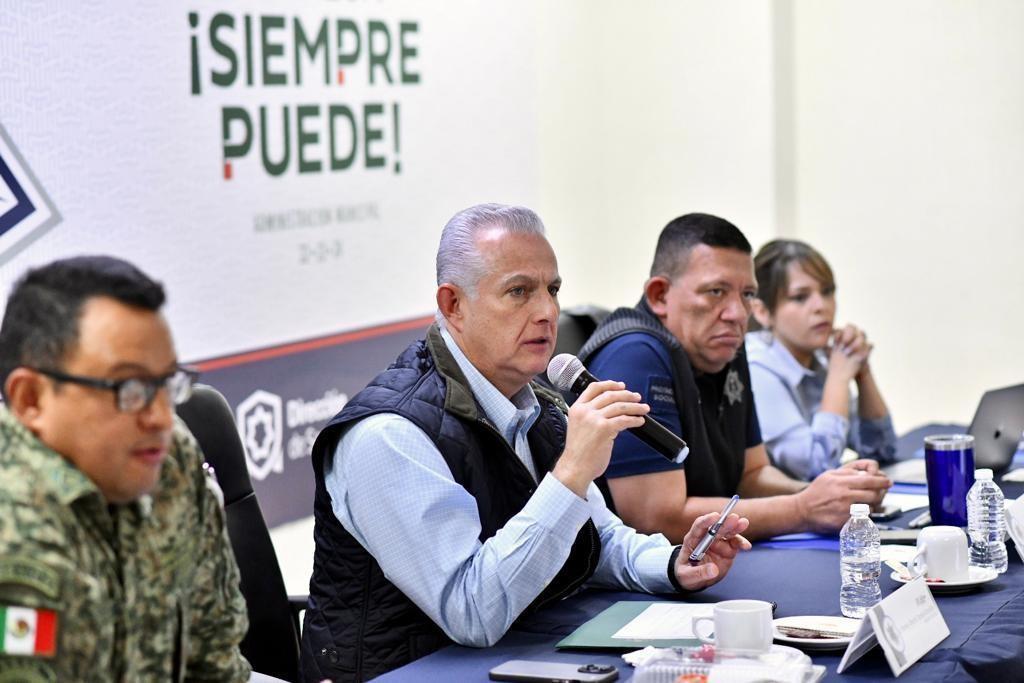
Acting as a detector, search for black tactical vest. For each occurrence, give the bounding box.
[579,300,750,498]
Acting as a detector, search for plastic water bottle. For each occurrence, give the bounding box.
[840,503,881,618]
[967,468,1008,573]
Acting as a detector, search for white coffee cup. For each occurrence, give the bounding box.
[910,525,970,581]
[692,599,773,653]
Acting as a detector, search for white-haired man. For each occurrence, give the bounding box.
[299,204,751,683]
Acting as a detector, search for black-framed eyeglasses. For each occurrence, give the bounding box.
[32,366,200,413]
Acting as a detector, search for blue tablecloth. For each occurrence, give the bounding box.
[376,484,1024,682]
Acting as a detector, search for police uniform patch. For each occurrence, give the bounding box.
[647,376,676,405]
[724,369,744,406]
[0,560,59,601]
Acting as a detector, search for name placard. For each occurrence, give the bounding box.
[837,577,949,677]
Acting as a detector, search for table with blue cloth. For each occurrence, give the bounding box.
[376,480,1024,682]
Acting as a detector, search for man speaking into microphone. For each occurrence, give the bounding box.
[300,204,750,683]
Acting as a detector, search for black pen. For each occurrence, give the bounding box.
[689,494,740,565]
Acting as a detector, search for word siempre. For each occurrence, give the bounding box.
[188,12,420,178]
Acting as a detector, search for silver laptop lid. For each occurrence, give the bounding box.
[967,382,1024,474]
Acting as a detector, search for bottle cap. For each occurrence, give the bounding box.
[975,468,994,480]
[850,503,870,516]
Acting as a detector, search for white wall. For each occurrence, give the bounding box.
[536,0,1024,434]
[537,1,777,311]
[789,1,1024,430]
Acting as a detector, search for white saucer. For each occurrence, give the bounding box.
[772,615,860,651]
[889,565,999,593]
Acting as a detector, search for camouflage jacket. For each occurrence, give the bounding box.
[0,407,251,682]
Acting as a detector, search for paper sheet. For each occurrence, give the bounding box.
[611,602,713,640]
[883,491,929,512]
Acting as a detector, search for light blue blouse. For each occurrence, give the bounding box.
[745,331,897,480]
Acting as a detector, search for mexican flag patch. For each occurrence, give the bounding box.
[0,606,57,657]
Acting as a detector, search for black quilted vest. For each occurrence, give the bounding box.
[579,300,749,498]
[299,325,601,682]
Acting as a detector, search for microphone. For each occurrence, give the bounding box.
[547,353,689,464]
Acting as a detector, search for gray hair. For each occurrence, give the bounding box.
[435,203,546,296]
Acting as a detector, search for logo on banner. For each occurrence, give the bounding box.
[236,389,284,480]
[0,123,62,263]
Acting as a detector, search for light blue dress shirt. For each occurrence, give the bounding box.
[324,327,676,647]
[746,331,897,480]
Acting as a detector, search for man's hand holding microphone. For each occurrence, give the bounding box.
[547,354,750,590]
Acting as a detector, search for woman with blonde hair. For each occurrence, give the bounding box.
[746,239,897,480]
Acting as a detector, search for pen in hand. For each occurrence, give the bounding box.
[689,494,740,565]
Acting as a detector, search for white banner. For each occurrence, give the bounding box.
[0,0,541,360]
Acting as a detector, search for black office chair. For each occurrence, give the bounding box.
[178,384,305,683]
[553,305,610,358]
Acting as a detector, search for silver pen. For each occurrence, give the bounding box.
[688,494,740,565]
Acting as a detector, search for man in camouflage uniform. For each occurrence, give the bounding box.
[0,256,251,682]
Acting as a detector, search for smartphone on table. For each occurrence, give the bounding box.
[489,659,618,682]
[869,504,902,523]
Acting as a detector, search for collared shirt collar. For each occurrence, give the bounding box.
[439,326,542,448]
[747,331,823,389]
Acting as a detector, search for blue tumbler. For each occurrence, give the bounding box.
[924,434,975,527]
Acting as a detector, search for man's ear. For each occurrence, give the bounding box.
[750,298,772,329]
[644,276,672,319]
[436,283,465,334]
[5,368,47,431]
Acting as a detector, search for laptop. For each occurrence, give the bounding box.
[883,382,1024,484]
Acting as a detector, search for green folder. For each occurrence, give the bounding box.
[556,600,703,651]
